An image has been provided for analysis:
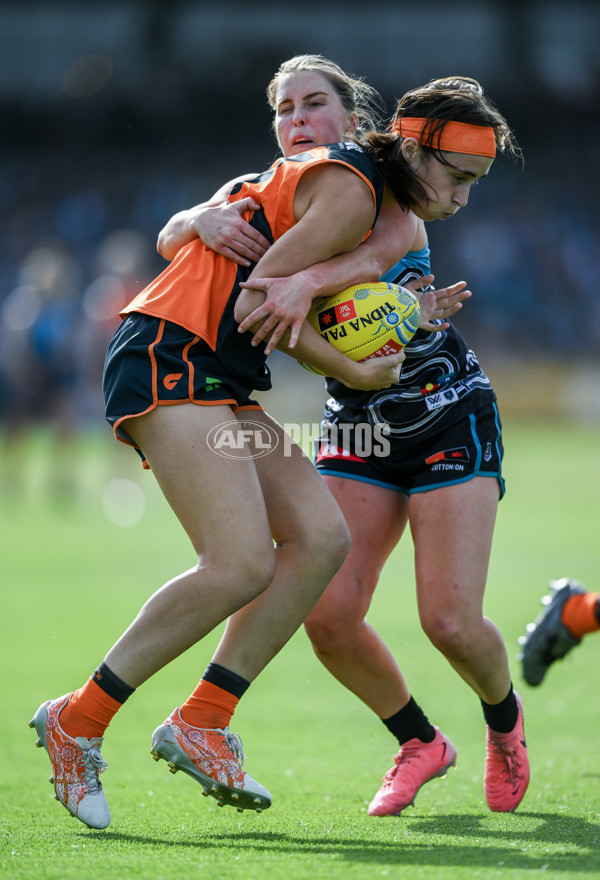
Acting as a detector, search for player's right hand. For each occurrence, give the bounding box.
[195,198,270,266]
[343,351,405,390]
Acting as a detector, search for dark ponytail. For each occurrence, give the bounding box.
[357,130,430,212]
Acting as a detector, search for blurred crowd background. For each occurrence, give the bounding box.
[1,0,599,455]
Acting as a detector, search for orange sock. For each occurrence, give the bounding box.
[561,592,600,639]
[60,678,123,740]
[180,680,240,730]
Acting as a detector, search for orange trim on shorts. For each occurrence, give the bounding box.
[149,319,163,405]
[114,397,249,444]
[156,398,236,408]
[182,334,198,398]
[111,319,166,449]
[111,317,264,459]
[235,403,264,413]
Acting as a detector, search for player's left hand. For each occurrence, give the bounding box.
[403,275,472,332]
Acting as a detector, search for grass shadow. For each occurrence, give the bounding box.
[84,812,599,872]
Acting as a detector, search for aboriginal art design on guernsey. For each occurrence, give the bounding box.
[357,267,492,441]
[324,261,495,445]
[364,352,492,439]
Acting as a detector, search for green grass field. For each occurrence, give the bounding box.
[1,418,599,879]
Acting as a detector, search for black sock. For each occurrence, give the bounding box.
[481,684,518,733]
[382,696,436,746]
[92,662,135,704]
[202,662,250,699]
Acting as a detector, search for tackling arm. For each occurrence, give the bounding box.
[156,173,269,262]
[235,163,404,389]
[236,201,419,352]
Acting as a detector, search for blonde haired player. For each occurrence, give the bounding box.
[162,58,529,817]
[29,61,491,830]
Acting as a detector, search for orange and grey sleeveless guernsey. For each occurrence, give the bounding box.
[121,143,384,392]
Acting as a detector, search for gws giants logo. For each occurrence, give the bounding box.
[163,373,183,390]
[207,420,279,459]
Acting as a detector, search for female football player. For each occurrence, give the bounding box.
[28,61,475,830]
[160,55,529,817]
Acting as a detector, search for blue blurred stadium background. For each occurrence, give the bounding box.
[1,0,598,442]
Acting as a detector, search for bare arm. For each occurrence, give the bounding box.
[235,163,404,388]
[241,163,378,284]
[237,286,405,390]
[281,324,404,391]
[236,201,419,353]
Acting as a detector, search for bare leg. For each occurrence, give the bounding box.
[304,476,412,718]
[211,412,351,680]
[103,404,277,687]
[410,477,511,704]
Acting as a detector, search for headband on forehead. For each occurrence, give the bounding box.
[392,117,496,158]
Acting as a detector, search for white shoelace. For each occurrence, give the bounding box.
[83,746,108,793]
[224,731,245,767]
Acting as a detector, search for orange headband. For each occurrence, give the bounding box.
[392,117,496,158]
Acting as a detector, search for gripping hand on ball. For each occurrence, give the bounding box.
[344,351,406,390]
